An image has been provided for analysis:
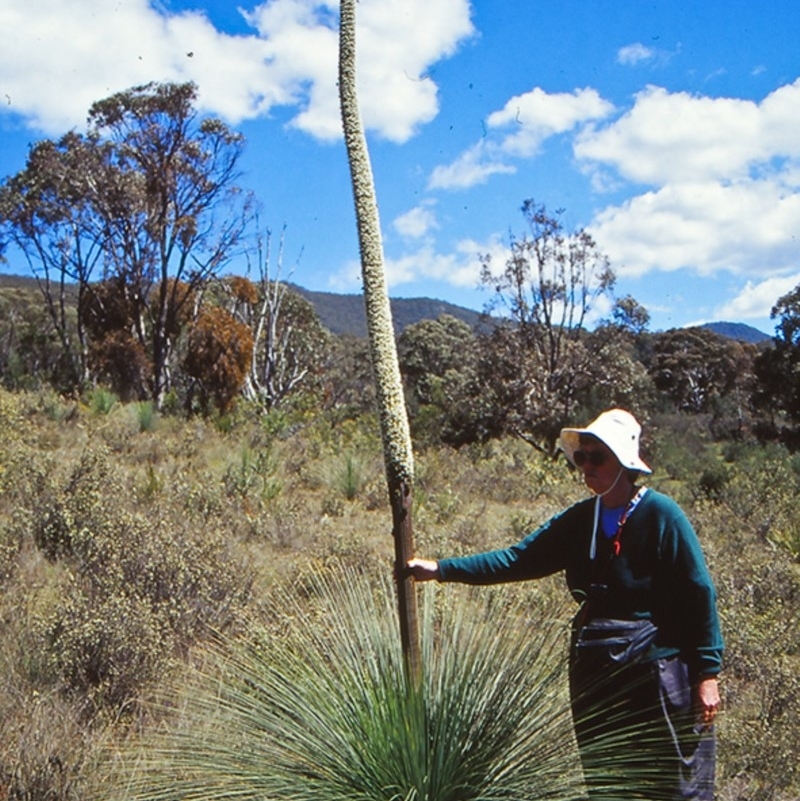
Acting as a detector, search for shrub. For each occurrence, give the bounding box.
[2,390,800,801]
[26,448,251,710]
[41,590,170,709]
[0,388,23,448]
[223,443,281,508]
[334,452,363,500]
[86,387,118,416]
[32,448,112,561]
[135,400,157,432]
[696,461,730,501]
[0,689,105,801]
[184,307,254,415]
[689,493,800,799]
[719,445,800,557]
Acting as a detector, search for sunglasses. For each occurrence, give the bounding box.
[573,449,609,467]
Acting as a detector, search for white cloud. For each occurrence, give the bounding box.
[383,236,496,289]
[393,204,439,239]
[714,274,800,323]
[429,86,612,190]
[575,80,800,289]
[428,142,515,190]
[351,0,475,142]
[0,0,475,142]
[326,258,363,292]
[0,0,311,134]
[575,81,800,185]
[0,0,200,132]
[383,245,462,286]
[703,67,727,84]
[617,43,655,66]
[244,0,474,142]
[328,233,507,292]
[487,86,613,158]
[589,179,800,279]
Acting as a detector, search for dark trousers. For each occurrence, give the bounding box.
[569,654,716,800]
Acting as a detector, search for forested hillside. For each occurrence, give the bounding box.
[1,268,793,453]
[702,320,770,345]
[290,282,484,336]
[0,274,768,342]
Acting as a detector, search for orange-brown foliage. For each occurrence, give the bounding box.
[228,276,259,305]
[184,306,254,413]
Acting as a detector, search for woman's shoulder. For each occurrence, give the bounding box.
[639,487,693,527]
[546,496,596,528]
[519,495,595,548]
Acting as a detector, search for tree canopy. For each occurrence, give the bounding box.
[0,87,795,450]
[475,201,644,452]
[0,81,253,403]
[753,284,800,433]
[646,327,747,414]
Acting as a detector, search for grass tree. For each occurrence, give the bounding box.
[106,567,584,801]
[338,0,420,677]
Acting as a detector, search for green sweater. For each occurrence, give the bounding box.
[438,489,723,680]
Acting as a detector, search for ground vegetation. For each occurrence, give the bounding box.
[0,388,797,801]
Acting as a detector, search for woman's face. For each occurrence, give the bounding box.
[574,437,623,496]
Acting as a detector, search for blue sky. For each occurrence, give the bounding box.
[2,0,799,335]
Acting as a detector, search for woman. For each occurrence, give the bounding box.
[407,409,723,800]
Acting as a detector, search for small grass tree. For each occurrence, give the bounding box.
[338,0,420,678]
[105,567,582,801]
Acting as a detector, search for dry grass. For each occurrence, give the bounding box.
[0,387,798,800]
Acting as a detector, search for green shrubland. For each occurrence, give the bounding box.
[0,387,797,801]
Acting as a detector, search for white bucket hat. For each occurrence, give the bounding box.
[560,408,652,474]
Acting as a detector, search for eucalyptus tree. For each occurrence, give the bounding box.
[338,0,419,676]
[478,200,643,453]
[221,228,331,411]
[398,314,476,408]
[398,314,485,445]
[0,132,108,389]
[0,82,252,403]
[753,283,800,430]
[646,326,750,414]
[85,81,252,406]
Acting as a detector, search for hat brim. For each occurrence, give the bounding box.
[559,426,652,474]
[559,428,584,467]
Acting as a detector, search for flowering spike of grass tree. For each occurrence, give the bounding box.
[338,0,420,679]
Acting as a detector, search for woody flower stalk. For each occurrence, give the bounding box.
[338,0,420,679]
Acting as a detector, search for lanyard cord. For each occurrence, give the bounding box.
[589,486,648,561]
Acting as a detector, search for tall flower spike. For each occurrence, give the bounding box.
[338,0,420,680]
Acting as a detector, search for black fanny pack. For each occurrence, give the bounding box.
[573,618,658,667]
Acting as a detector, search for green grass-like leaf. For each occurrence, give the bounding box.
[109,565,583,801]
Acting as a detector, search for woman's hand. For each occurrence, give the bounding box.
[406,557,441,582]
[694,677,721,728]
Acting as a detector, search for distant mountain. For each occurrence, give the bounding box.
[701,321,771,345]
[289,284,484,337]
[292,284,776,344]
[0,273,774,344]
[0,273,39,291]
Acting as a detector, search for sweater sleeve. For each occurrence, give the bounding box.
[438,501,592,585]
[651,494,724,679]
